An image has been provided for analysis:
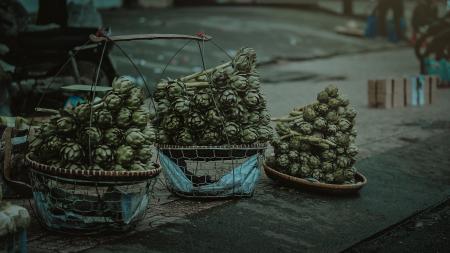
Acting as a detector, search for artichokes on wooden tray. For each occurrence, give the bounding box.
[28,76,157,171]
[267,85,359,185]
[154,47,273,146]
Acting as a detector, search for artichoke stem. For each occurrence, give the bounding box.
[180,62,231,82]
[280,130,336,148]
[35,107,59,115]
[271,116,301,122]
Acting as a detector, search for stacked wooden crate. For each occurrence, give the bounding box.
[368,75,439,108]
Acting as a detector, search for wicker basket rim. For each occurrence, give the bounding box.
[156,143,267,150]
[25,153,161,178]
[263,162,367,190]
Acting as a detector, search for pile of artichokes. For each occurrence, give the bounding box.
[154,47,272,145]
[29,76,156,171]
[268,85,358,184]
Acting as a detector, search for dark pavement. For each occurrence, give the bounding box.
[85,130,450,253]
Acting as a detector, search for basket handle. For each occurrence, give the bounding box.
[89,33,212,43]
[2,127,32,196]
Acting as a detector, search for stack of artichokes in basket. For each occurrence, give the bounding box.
[29,76,156,171]
[268,85,359,184]
[153,47,273,145]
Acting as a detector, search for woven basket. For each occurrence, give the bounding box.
[263,163,367,195]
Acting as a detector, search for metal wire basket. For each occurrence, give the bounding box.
[157,144,266,199]
[27,155,160,234]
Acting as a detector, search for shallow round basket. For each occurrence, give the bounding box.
[263,163,367,195]
[26,153,161,182]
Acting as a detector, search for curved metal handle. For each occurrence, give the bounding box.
[89,33,212,43]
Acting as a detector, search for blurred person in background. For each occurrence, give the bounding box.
[376,0,405,40]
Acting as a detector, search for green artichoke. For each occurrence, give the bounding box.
[257,125,273,142]
[335,132,350,146]
[176,129,194,145]
[326,111,339,124]
[112,76,135,94]
[248,74,260,89]
[74,103,93,122]
[328,98,340,109]
[290,163,301,176]
[324,173,335,183]
[226,105,245,121]
[298,152,310,163]
[173,97,191,114]
[240,127,258,144]
[125,89,144,110]
[303,106,316,122]
[193,92,211,109]
[104,128,123,147]
[314,103,329,115]
[113,164,125,171]
[137,145,153,161]
[132,109,149,128]
[338,119,352,132]
[277,142,290,154]
[95,109,113,127]
[60,142,84,163]
[156,99,171,114]
[243,90,261,108]
[115,145,134,165]
[259,110,271,125]
[311,169,323,181]
[89,164,104,171]
[129,161,146,171]
[313,117,327,131]
[307,155,321,169]
[288,150,300,162]
[80,126,102,146]
[219,89,238,106]
[345,106,357,120]
[336,147,346,155]
[288,136,302,150]
[325,85,339,98]
[46,135,63,155]
[246,113,260,125]
[275,122,291,136]
[103,92,122,111]
[298,122,313,135]
[298,141,311,152]
[125,128,146,148]
[224,122,240,138]
[276,154,290,168]
[166,80,186,99]
[317,90,329,103]
[230,74,249,92]
[116,108,132,128]
[321,149,337,161]
[232,47,256,73]
[327,124,338,134]
[347,144,359,157]
[187,112,205,129]
[142,126,156,143]
[337,95,350,107]
[200,128,221,145]
[56,116,76,133]
[93,145,113,165]
[64,163,87,171]
[299,165,312,178]
[205,109,223,126]
[322,162,334,173]
[161,115,181,131]
[156,129,171,144]
[211,67,232,89]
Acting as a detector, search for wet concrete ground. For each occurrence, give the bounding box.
[85,130,450,253]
